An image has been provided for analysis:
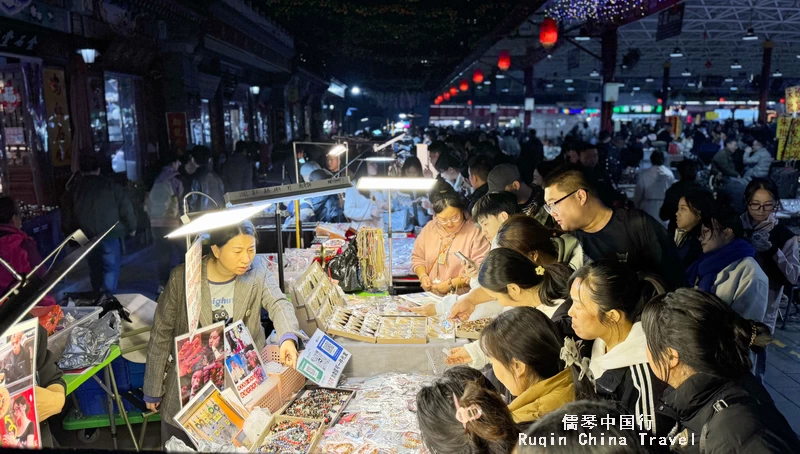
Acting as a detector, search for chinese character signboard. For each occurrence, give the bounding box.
[786,86,800,114]
[166,112,188,153]
[776,115,800,160]
[43,68,73,167]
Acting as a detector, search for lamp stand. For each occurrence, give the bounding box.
[275,209,285,291]
[387,190,395,295]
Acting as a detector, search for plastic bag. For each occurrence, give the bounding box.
[327,237,363,293]
[57,311,121,370]
[61,291,132,322]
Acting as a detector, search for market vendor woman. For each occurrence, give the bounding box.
[143,220,303,446]
[412,183,490,295]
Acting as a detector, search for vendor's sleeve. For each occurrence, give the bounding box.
[143,267,181,399]
[260,270,303,342]
[34,325,65,390]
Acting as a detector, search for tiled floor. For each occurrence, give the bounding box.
[49,246,800,449]
[764,315,800,435]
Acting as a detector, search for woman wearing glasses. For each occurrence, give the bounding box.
[741,178,799,376]
[412,183,489,295]
[685,204,769,376]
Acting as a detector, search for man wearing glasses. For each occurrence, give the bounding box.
[543,168,684,289]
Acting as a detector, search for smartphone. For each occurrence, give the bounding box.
[454,251,475,268]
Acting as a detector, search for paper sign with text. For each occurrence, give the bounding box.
[0,319,40,449]
[185,237,202,340]
[297,330,351,388]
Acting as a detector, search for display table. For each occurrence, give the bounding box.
[62,345,140,451]
[339,337,469,376]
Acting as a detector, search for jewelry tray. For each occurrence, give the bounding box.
[248,415,325,454]
[276,385,355,429]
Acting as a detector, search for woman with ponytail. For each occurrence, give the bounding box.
[479,307,594,423]
[642,288,800,452]
[446,249,573,369]
[568,260,671,436]
[416,366,520,454]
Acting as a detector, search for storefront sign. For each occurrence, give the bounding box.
[0,0,33,16]
[185,237,202,340]
[166,112,189,153]
[776,115,800,160]
[656,3,684,41]
[785,86,800,114]
[43,68,72,167]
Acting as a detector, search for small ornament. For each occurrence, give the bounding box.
[536,266,545,275]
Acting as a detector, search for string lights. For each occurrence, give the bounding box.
[545,0,648,23]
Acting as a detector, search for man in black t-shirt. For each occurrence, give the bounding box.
[543,168,684,289]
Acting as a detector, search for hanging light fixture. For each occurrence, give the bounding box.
[545,83,554,88]
[564,78,573,83]
[435,95,443,105]
[589,70,599,77]
[731,61,742,69]
[249,86,260,95]
[670,48,683,58]
[773,69,783,77]
[645,76,655,82]
[443,92,451,101]
[497,50,511,71]
[449,87,458,96]
[78,48,99,64]
[472,69,484,84]
[459,80,469,91]
[539,18,558,48]
[743,27,758,41]
[575,26,591,41]
[567,86,575,92]
[725,77,734,82]
[682,69,692,77]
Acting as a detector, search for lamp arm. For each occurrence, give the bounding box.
[183,191,220,216]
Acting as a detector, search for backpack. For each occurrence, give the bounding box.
[148,180,178,220]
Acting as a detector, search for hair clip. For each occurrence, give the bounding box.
[749,323,757,347]
[452,393,482,429]
[536,266,545,275]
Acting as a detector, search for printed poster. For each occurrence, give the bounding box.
[185,237,202,340]
[174,382,251,449]
[0,319,39,449]
[43,68,73,167]
[297,329,351,388]
[223,321,268,409]
[174,322,226,408]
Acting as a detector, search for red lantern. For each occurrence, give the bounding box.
[434,97,442,105]
[719,97,726,103]
[473,69,484,84]
[539,18,558,48]
[467,100,473,106]
[459,80,469,92]
[449,87,458,96]
[444,92,451,101]
[781,98,786,104]
[498,50,511,71]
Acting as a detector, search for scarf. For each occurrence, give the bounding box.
[740,213,777,252]
[685,238,755,292]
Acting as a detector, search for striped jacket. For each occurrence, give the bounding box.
[590,322,673,436]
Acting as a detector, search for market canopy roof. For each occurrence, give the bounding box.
[259,0,544,93]
[438,0,800,105]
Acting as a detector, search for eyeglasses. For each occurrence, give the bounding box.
[544,189,580,215]
[436,213,463,225]
[748,202,776,212]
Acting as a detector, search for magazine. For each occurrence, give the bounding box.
[174,322,226,407]
[0,319,40,449]
[223,321,268,408]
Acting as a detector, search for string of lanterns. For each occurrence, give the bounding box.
[433,17,559,104]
